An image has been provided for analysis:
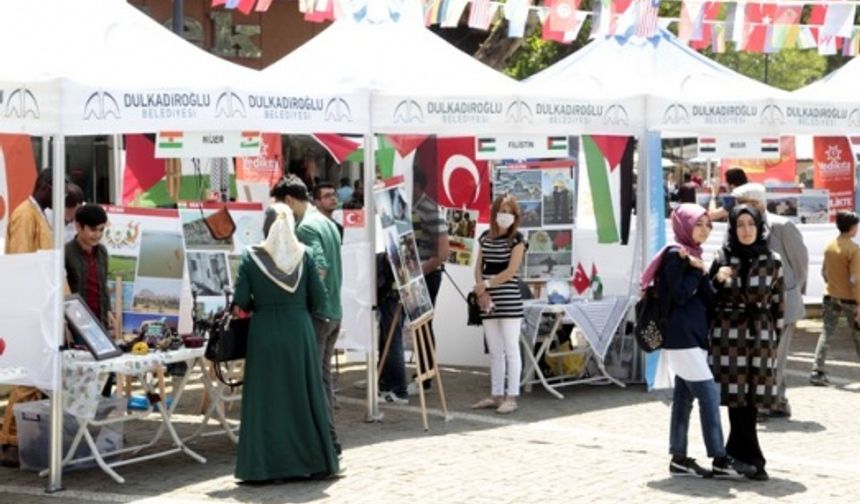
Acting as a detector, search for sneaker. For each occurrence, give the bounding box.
[809,372,830,386]
[407,381,432,396]
[712,456,757,478]
[378,390,408,405]
[669,456,710,478]
[745,467,769,481]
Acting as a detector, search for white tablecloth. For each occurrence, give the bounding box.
[522,296,633,360]
[62,348,204,419]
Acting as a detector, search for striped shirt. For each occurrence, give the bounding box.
[411,193,447,262]
[480,231,526,319]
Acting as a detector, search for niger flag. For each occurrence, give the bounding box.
[582,135,634,244]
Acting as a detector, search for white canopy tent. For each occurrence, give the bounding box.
[0,0,365,135]
[790,58,860,134]
[527,30,792,137]
[262,4,641,136]
[0,0,367,490]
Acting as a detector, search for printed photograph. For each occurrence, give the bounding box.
[399,277,434,323]
[493,168,542,202]
[228,255,242,286]
[447,236,474,266]
[194,297,227,320]
[542,168,576,225]
[383,226,406,286]
[527,230,572,253]
[180,209,234,250]
[398,231,423,283]
[187,251,231,296]
[102,218,142,253]
[107,280,134,312]
[766,196,798,219]
[136,231,185,279]
[232,213,265,252]
[375,186,411,235]
[525,252,572,279]
[121,312,179,340]
[519,201,542,229]
[797,192,829,224]
[445,207,478,239]
[107,255,137,283]
[131,276,182,316]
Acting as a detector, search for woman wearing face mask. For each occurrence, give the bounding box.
[643,204,756,479]
[471,194,527,414]
[708,205,784,481]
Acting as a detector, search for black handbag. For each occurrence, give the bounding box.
[205,313,249,387]
[634,253,688,353]
[467,292,483,326]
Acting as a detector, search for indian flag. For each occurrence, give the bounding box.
[240,131,261,149]
[477,137,496,153]
[547,136,568,151]
[158,131,183,149]
[582,135,633,245]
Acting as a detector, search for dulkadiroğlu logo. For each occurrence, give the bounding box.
[392,99,424,124]
[325,97,352,122]
[662,103,690,125]
[83,91,121,120]
[505,100,533,123]
[215,90,247,118]
[3,87,40,119]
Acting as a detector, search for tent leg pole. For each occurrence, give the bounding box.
[47,135,66,493]
[363,131,382,422]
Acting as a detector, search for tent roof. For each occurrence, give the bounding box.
[0,0,363,135]
[262,5,543,135]
[527,31,790,135]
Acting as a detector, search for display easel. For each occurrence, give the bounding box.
[408,311,450,431]
[377,307,450,431]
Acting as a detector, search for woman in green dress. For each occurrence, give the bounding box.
[232,203,339,483]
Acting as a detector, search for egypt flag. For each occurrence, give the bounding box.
[582,135,634,244]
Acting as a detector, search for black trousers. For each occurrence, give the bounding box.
[726,405,766,470]
[416,269,443,377]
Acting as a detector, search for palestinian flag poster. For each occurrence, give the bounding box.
[580,135,634,245]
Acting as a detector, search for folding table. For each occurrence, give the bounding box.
[520,296,633,399]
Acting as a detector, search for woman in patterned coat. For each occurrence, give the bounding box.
[708,205,784,481]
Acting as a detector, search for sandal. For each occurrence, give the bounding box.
[496,400,518,414]
[471,397,500,409]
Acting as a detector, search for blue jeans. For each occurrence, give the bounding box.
[669,376,726,459]
[378,293,407,397]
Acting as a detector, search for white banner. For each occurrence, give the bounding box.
[155,131,262,159]
[0,250,62,389]
[697,135,781,160]
[475,135,571,160]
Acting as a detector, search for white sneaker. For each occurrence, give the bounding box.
[378,391,408,405]
[407,381,432,396]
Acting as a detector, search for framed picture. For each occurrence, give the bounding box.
[63,295,122,360]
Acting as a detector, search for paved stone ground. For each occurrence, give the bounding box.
[1,319,858,503]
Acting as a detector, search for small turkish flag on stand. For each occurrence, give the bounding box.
[343,210,365,228]
[572,263,591,294]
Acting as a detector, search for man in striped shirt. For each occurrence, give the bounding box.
[409,169,449,393]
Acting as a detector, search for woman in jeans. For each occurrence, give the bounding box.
[708,205,784,481]
[471,193,527,414]
[643,204,755,479]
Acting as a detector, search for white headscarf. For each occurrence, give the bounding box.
[262,203,305,276]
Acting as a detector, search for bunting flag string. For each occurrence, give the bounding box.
[211,0,860,56]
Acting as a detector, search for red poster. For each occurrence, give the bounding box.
[235,133,283,187]
[0,134,38,225]
[421,137,491,224]
[720,136,796,185]
[813,136,855,221]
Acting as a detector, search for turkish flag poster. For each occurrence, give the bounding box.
[813,136,855,221]
[0,134,38,246]
[418,137,491,224]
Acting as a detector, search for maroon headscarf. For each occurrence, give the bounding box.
[640,203,709,289]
